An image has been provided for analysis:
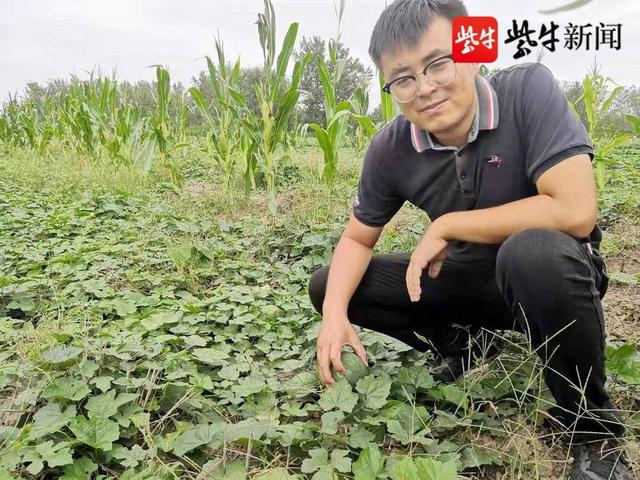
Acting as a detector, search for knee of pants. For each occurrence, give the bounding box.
[496,228,567,290]
[308,266,329,313]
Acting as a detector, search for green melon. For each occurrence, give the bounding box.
[331,350,369,386]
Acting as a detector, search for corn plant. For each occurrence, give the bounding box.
[349,86,377,152]
[306,0,352,185]
[570,64,633,190]
[150,66,171,157]
[149,66,187,185]
[0,94,57,152]
[240,127,257,197]
[626,114,640,136]
[189,37,241,193]
[228,0,309,213]
[307,56,352,185]
[283,122,309,150]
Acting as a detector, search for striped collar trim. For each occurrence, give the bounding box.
[411,75,499,153]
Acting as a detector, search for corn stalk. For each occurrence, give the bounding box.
[570,64,632,190]
[349,86,378,152]
[307,55,351,185]
[228,0,309,213]
[150,65,186,185]
[306,0,352,186]
[189,36,241,193]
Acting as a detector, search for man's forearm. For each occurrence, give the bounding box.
[434,194,595,245]
[322,237,373,317]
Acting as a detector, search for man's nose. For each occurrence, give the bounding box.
[416,75,437,97]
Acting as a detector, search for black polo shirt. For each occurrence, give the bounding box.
[352,62,600,264]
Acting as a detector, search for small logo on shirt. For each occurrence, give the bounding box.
[487,154,503,167]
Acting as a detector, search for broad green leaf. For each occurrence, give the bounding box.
[85,389,138,418]
[255,468,300,480]
[318,379,358,413]
[61,457,98,480]
[30,403,76,439]
[348,425,376,449]
[200,459,247,480]
[353,444,385,480]
[173,423,224,456]
[330,449,352,473]
[219,365,240,381]
[40,347,82,367]
[460,446,504,469]
[42,377,90,401]
[414,457,459,480]
[140,310,183,330]
[301,448,330,474]
[386,404,431,445]
[320,411,345,435]
[92,375,113,392]
[232,371,267,398]
[392,456,419,480]
[225,418,275,442]
[69,415,120,451]
[398,366,435,390]
[193,347,230,366]
[606,343,640,384]
[112,444,150,469]
[356,375,391,410]
[111,298,137,316]
[22,441,73,475]
[301,448,349,479]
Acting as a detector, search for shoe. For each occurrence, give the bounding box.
[570,439,631,479]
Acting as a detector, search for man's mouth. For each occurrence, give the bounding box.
[420,99,447,112]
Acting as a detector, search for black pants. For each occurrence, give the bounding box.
[308,228,625,438]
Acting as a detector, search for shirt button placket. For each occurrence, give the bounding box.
[456,150,474,198]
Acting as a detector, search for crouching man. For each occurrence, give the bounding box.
[308,1,631,478]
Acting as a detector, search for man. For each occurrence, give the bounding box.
[307,0,631,478]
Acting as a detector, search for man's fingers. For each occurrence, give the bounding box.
[406,262,416,298]
[330,349,345,374]
[317,349,334,386]
[407,261,422,301]
[429,259,443,278]
[350,342,368,366]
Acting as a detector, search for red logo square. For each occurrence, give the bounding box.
[452,16,498,63]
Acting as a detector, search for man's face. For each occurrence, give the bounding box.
[380,16,479,139]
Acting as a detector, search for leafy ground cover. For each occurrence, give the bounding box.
[0,142,638,479]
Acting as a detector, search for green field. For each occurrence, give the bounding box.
[0,138,638,479]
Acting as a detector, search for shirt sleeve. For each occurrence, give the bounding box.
[352,133,404,227]
[520,63,595,185]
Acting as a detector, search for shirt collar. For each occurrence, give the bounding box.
[410,74,500,153]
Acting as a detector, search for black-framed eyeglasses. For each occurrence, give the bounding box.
[383,54,457,104]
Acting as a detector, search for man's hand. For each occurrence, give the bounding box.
[406,222,449,302]
[316,313,368,387]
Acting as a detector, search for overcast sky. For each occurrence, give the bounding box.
[3,0,639,105]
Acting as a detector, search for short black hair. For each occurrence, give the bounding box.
[368,0,468,71]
